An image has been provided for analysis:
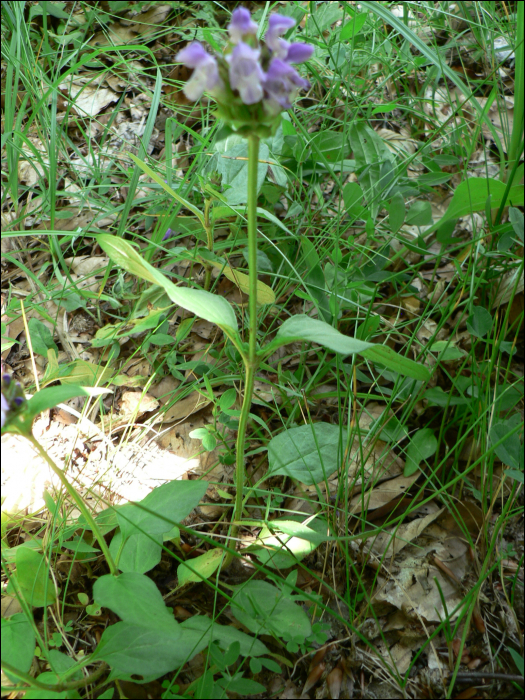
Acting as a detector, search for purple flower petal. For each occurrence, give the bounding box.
[228,7,258,43]
[175,41,211,68]
[265,14,296,58]
[1,393,9,428]
[285,42,314,64]
[263,57,309,109]
[175,41,224,101]
[162,228,173,241]
[226,42,265,105]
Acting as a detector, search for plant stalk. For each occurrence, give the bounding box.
[225,134,260,566]
[203,197,213,291]
[27,434,118,577]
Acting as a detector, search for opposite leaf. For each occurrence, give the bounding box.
[269,315,430,381]
[274,315,373,355]
[97,234,238,334]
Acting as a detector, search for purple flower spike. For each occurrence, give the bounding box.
[263,58,310,110]
[175,42,224,101]
[285,42,314,64]
[1,393,8,428]
[228,7,258,44]
[162,228,173,241]
[226,42,266,105]
[265,14,296,59]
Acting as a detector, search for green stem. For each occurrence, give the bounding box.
[27,434,118,577]
[225,134,260,567]
[203,197,214,291]
[505,1,523,182]
[0,660,108,693]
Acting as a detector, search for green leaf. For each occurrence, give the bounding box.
[109,531,163,574]
[249,517,332,569]
[97,234,238,334]
[63,538,101,553]
[361,345,431,381]
[93,622,183,679]
[490,421,523,470]
[6,549,56,607]
[1,613,36,684]
[219,388,237,410]
[27,318,58,357]
[94,573,177,631]
[230,580,311,642]
[214,140,269,205]
[267,422,341,484]
[128,153,204,223]
[404,428,438,476]
[241,247,273,272]
[181,616,268,658]
[272,315,373,355]
[189,427,217,451]
[58,359,114,386]
[177,548,224,586]
[406,200,433,227]
[388,191,405,233]
[116,479,208,540]
[430,341,466,362]
[223,678,267,695]
[342,182,364,215]
[376,416,408,443]
[310,131,350,163]
[509,647,525,675]
[443,178,524,223]
[349,122,392,220]
[467,307,493,338]
[424,387,469,406]
[149,333,174,346]
[93,574,261,681]
[340,13,367,40]
[7,385,109,435]
[509,207,524,242]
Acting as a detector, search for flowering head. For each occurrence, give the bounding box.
[174,8,313,137]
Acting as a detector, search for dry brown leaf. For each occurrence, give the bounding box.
[349,472,420,514]
[160,391,213,423]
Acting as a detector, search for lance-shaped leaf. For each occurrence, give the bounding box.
[97,234,238,334]
[271,315,373,355]
[265,315,430,381]
[361,345,430,381]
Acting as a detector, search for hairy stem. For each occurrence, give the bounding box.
[225,134,260,566]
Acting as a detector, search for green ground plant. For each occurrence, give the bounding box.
[1,1,523,698]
